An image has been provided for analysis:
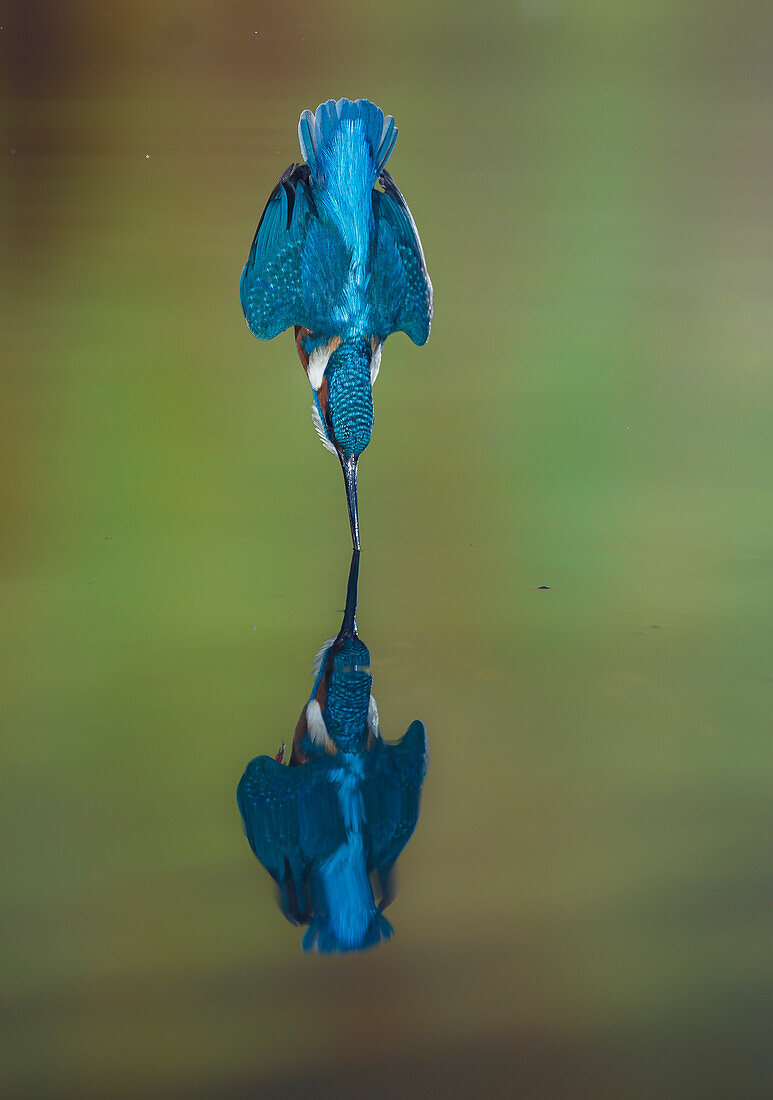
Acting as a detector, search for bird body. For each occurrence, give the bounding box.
[240,98,433,547]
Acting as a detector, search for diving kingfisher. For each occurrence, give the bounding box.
[239,97,433,549]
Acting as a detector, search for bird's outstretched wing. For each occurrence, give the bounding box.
[237,755,346,924]
[370,171,433,346]
[237,755,308,921]
[361,719,429,905]
[239,164,317,340]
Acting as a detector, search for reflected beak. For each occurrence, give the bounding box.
[341,548,360,637]
[341,457,360,550]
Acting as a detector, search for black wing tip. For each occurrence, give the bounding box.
[377,168,402,201]
[248,163,316,261]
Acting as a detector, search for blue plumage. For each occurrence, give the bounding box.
[236,551,428,953]
[240,98,433,548]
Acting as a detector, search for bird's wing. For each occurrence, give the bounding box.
[361,720,429,906]
[237,755,347,922]
[237,755,306,882]
[369,171,433,345]
[239,163,317,339]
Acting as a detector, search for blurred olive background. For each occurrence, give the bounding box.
[2,1,772,1097]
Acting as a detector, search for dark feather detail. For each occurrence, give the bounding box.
[239,164,317,340]
[370,170,433,345]
[252,163,314,242]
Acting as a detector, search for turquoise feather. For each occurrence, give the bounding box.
[239,97,432,426]
[239,98,432,546]
[236,552,428,953]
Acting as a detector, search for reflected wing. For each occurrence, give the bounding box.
[237,755,346,924]
[362,720,429,903]
[237,755,305,882]
[369,171,433,345]
[239,163,316,339]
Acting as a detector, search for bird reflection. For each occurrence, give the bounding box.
[237,551,428,953]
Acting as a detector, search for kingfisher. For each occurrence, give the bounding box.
[239,98,433,549]
[237,551,428,953]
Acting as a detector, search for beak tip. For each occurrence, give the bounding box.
[341,456,360,551]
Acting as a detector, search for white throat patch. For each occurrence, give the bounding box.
[307,335,342,391]
[370,338,383,386]
[306,699,337,754]
[367,694,380,739]
[311,404,337,455]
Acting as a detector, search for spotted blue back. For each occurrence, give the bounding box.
[240,98,433,346]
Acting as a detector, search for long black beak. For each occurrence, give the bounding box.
[341,457,360,550]
[341,549,360,638]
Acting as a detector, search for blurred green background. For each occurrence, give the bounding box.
[2,1,772,1097]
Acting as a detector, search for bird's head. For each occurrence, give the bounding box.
[297,330,377,549]
[325,339,374,458]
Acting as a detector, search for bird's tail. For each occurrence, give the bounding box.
[298,98,397,181]
[302,906,393,954]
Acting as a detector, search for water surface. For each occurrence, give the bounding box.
[2,2,772,1097]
